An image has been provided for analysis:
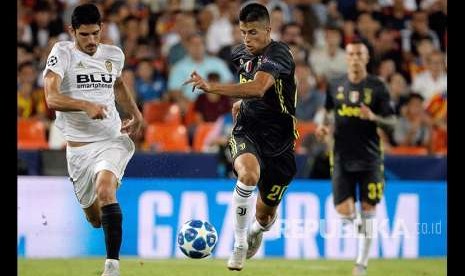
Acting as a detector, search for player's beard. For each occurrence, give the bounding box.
[84,44,98,55]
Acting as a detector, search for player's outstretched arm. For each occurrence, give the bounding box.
[360,103,396,132]
[114,77,144,137]
[183,71,274,98]
[44,70,108,119]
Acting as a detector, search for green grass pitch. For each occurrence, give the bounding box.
[18,258,446,276]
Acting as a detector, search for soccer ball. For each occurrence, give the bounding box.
[177,219,218,259]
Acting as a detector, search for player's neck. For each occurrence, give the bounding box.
[255,38,272,55]
[75,42,98,57]
[348,71,367,84]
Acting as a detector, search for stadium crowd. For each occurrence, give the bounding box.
[18,0,447,156]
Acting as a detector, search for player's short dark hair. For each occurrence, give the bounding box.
[71,3,101,30]
[239,3,270,25]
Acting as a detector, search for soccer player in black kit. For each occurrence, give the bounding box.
[184,3,297,271]
[316,41,396,276]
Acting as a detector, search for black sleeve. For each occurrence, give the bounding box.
[375,82,395,117]
[325,82,335,111]
[257,43,293,79]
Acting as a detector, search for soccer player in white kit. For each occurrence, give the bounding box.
[43,4,143,276]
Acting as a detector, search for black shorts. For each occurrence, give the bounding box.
[229,133,297,207]
[331,162,385,206]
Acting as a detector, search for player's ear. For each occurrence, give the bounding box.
[68,25,75,38]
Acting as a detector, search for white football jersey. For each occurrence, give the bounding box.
[43,41,125,142]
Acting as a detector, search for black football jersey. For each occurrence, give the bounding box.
[231,41,297,157]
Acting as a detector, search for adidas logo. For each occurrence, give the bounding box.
[76,61,85,69]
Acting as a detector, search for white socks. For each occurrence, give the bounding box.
[232,180,256,246]
[356,210,375,267]
[340,213,356,238]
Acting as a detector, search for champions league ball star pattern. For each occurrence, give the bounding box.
[177,220,218,259]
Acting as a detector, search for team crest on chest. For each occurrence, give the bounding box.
[363,88,372,105]
[349,91,360,103]
[336,86,345,100]
[244,60,253,73]
[105,60,112,73]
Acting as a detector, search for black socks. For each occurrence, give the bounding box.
[101,203,122,260]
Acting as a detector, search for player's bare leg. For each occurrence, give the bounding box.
[246,194,278,259]
[227,153,259,271]
[96,170,121,276]
[352,201,376,276]
[84,200,102,228]
[335,197,357,237]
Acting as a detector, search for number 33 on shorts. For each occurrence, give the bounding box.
[367,182,384,200]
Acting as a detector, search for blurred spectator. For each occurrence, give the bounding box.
[387,73,410,116]
[288,43,308,66]
[372,28,402,72]
[376,59,396,83]
[342,19,357,45]
[292,4,321,48]
[17,62,49,122]
[135,59,167,104]
[167,33,233,106]
[167,13,197,66]
[28,1,64,49]
[354,0,384,22]
[281,22,305,46]
[205,0,238,55]
[18,43,35,65]
[411,50,446,102]
[393,93,432,148]
[218,23,242,76]
[270,7,284,41]
[281,22,311,63]
[408,38,434,79]
[401,11,441,60]
[203,112,235,177]
[203,111,234,153]
[193,73,232,124]
[424,0,447,51]
[379,0,417,12]
[380,0,412,31]
[295,64,325,122]
[326,0,345,28]
[355,12,380,72]
[309,25,347,86]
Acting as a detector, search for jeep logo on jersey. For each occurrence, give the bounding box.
[77,74,113,83]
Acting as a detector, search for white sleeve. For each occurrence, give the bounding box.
[116,48,125,77]
[43,44,70,79]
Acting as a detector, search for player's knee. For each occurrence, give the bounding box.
[361,201,376,212]
[96,185,116,205]
[335,204,353,217]
[237,169,259,186]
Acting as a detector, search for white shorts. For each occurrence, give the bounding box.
[66,134,135,208]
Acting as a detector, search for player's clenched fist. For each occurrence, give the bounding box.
[84,102,108,120]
